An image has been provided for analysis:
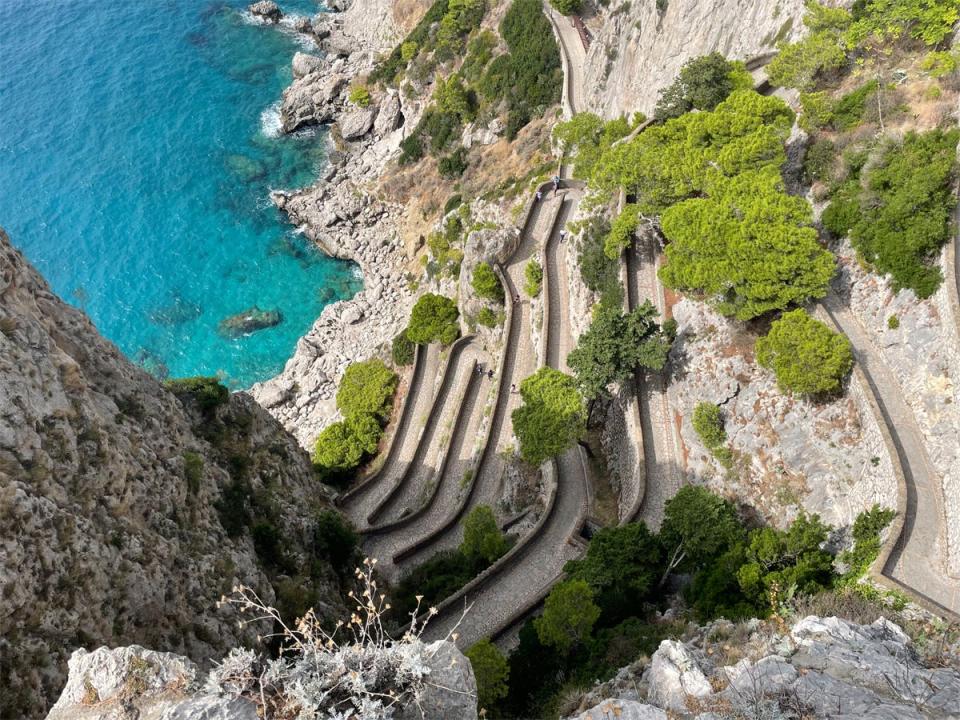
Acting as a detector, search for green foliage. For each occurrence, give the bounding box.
[438,147,469,178]
[821,179,861,237]
[737,512,835,609]
[576,217,622,305]
[164,376,229,412]
[534,579,601,652]
[390,548,487,622]
[407,293,460,345]
[654,53,752,120]
[849,129,959,298]
[392,331,416,366]
[312,413,383,476]
[461,30,497,83]
[553,113,631,180]
[311,510,359,577]
[433,75,474,122]
[887,314,900,330]
[476,307,502,327]
[838,505,896,583]
[564,522,663,622]
[436,0,487,59]
[466,640,510,710]
[336,359,399,421]
[461,504,509,565]
[658,166,835,320]
[524,259,543,297]
[443,194,463,216]
[472,261,504,301]
[769,31,847,90]
[370,0,450,84]
[688,542,762,620]
[400,41,419,62]
[921,50,959,78]
[799,91,835,131]
[803,139,837,183]
[660,486,745,572]
[348,84,371,107]
[512,367,586,465]
[548,0,582,15]
[844,0,959,47]
[183,452,203,494]
[603,204,641,259]
[756,310,854,396]
[691,402,727,449]
[568,301,673,400]
[830,80,878,130]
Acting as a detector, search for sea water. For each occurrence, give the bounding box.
[0,0,361,388]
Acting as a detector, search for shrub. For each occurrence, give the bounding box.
[399,133,424,164]
[534,580,600,653]
[369,0,450,84]
[660,486,745,573]
[472,261,504,301]
[183,452,203,494]
[803,139,837,183]
[391,331,416,366]
[312,509,359,576]
[844,0,959,47]
[466,640,510,710]
[654,53,752,120]
[476,307,501,327]
[400,41,419,62]
[691,402,727,449]
[849,129,959,298]
[755,309,854,397]
[524,259,543,297]
[603,204,641,259]
[829,80,877,130]
[336,359,399,421]
[887,314,900,330]
[461,505,509,564]
[312,413,383,476]
[921,50,959,78]
[438,147,469,178]
[838,504,896,582]
[768,31,847,90]
[553,113,631,180]
[390,548,487,622]
[821,180,861,238]
[164,376,229,411]
[443,194,463,216]
[348,84,371,107]
[407,293,460,345]
[548,0,582,15]
[512,367,586,465]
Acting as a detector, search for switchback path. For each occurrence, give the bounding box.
[545,4,586,116]
[821,298,960,617]
[626,237,683,529]
[423,184,590,648]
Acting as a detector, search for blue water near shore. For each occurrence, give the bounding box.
[0,0,361,388]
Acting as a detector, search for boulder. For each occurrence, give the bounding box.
[567,700,667,720]
[248,1,281,23]
[291,52,323,80]
[291,15,313,34]
[280,72,348,133]
[373,92,402,136]
[218,306,282,337]
[339,108,376,141]
[644,640,712,713]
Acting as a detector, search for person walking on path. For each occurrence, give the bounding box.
[536,189,543,202]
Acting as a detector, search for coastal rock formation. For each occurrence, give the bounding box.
[247,0,281,23]
[0,229,342,717]
[291,51,323,79]
[339,107,377,141]
[217,305,282,337]
[46,641,477,720]
[281,70,348,133]
[565,615,960,719]
[582,0,810,117]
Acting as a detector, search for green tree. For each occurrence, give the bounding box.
[392,331,415,366]
[568,301,672,401]
[534,579,600,652]
[660,486,745,576]
[755,310,853,396]
[164,376,229,412]
[658,166,835,320]
[348,84,371,107]
[471,261,504,302]
[336,359,399,420]
[466,639,510,709]
[691,402,727,450]
[548,0,582,15]
[312,510,359,576]
[512,367,586,465]
[844,0,959,47]
[407,293,460,345]
[461,505,509,564]
[312,413,383,476]
[433,74,474,122]
[524,259,543,297]
[603,204,641,259]
[553,113,631,180]
[564,522,663,621]
[768,30,848,90]
[654,53,752,120]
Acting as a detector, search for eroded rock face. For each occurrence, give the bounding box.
[291,51,323,80]
[281,71,349,132]
[46,641,476,720]
[339,107,377,141]
[247,0,281,23]
[0,229,342,717]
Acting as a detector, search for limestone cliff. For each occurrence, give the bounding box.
[0,229,344,718]
[581,0,811,118]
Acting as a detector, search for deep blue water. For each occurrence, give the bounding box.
[0,0,361,388]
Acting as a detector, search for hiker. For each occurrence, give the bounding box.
[511,383,517,394]
[514,294,520,304]
[536,189,543,201]
[559,229,566,242]
[487,369,494,380]
[552,175,560,194]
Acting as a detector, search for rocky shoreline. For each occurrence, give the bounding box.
[249,1,424,448]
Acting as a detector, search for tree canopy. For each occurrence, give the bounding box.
[568,301,673,400]
[654,52,753,120]
[336,359,399,420]
[552,112,632,180]
[660,486,745,573]
[471,261,504,302]
[534,579,600,652]
[312,413,383,477]
[461,505,509,564]
[407,293,461,345]
[466,639,510,709]
[511,367,586,465]
[755,309,854,396]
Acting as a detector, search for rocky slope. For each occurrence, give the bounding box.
[566,615,960,719]
[0,229,344,717]
[581,0,811,118]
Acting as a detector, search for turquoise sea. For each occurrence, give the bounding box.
[0,0,361,388]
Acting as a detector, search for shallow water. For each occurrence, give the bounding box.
[0,0,360,388]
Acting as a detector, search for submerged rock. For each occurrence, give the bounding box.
[224,153,267,182]
[218,305,282,337]
[248,1,281,23]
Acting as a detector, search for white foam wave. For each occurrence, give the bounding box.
[259,101,282,138]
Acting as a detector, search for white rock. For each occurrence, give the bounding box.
[644,640,713,713]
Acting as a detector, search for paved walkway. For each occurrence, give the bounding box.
[822,297,960,617]
[545,5,586,116]
[626,237,683,529]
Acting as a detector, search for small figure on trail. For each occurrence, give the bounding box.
[536,189,543,201]
[514,294,520,304]
[559,229,566,242]
[511,383,517,393]
[487,369,494,379]
[476,364,483,376]
[552,175,560,194]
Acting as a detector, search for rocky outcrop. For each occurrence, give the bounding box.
[339,107,377,140]
[0,229,343,718]
[217,305,282,337]
[247,0,281,23]
[582,0,811,117]
[281,70,349,133]
[291,51,323,80]
[46,640,477,720]
[566,615,960,719]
